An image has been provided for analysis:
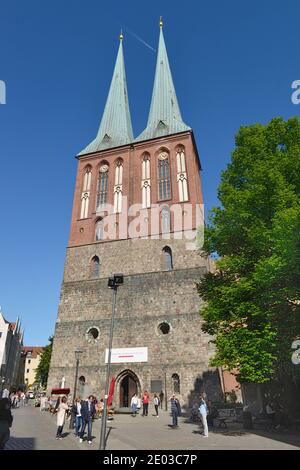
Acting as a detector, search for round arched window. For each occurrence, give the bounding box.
[86,326,100,343]
[172,373,180,393]
[158,322,171,335]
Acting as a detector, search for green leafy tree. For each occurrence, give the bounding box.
[197,117,300,384]
[35,336,53,388]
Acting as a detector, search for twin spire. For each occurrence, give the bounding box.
[78,20,190,156]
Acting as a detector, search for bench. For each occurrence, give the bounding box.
[215,408,238,429]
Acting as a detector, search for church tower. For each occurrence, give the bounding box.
[48,22,222,407]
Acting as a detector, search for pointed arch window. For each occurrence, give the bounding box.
[162,246,173,271]
[80,166,92,219]
[158,152,171,200]
[176,148,188,202]
[95,218,104,241]
[161,206,171,234]
[172,374,180,394]
[114,160,123,213]
[83,166,92,191]
[96,164,109,210]
[142,154,151,208]
[90,256,100,278]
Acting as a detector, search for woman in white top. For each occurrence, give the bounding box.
[153,394,159,417]
[56,396,69,439]
[131,394,139,416]
[199,395,209,437]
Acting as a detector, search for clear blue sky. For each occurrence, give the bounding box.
[0,0,299,346]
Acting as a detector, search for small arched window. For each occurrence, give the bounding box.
[172,374,180,394]
[161,206,171,234]
[95,218,104,241]
[90,256,100,278]
[162,246,173,271]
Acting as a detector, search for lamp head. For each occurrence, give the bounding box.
[108,274,124,288]
[113,274,124,286]
[75,349,83,360]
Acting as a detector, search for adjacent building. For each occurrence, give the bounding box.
[48,22,224,408]
[0,309,23,391]
[19,346,44,390]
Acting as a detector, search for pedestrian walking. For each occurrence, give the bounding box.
[142,391,150,416]
[55,396,69,439]
[0,398,13,450]
[20,392,26,407]
[169,394,181,428]
[159,391,164,410]
[199,395,209,437]
[153,394,160,417]
[40,394,47,411]
[131,393,138,416]
[80,396,96,444]
[72,397,83,437]
[2,388,9,399]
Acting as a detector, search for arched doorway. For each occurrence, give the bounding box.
[118,370,140,408]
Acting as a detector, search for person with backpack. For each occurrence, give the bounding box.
[199,394,209,437]
[153,394,160,417]
[0,398,13,450]
[169,394,181,428]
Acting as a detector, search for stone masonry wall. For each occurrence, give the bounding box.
[48,258,222,407]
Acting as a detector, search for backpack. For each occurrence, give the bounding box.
[175,400,181,416]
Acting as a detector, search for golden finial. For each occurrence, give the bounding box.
[159,16,163,28]
[119,29,123,41]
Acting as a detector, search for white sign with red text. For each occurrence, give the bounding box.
[105,347,148,364]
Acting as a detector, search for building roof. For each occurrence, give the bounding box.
[22,346,44,358]
[78,35,133,156]
[135,23,190,143]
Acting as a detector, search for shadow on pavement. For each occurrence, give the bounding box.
[4,437,35,450]
[183,416,300,447]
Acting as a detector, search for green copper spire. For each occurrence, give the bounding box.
[78,34,133,155]
[136,20,190,142]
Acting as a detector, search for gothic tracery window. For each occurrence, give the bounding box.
[96,164,109,210]
[80,166,92,219]
[176,147,188,202]
[95,218,104,241]
[114,159,123,213]
[158,151,171,200]
[161,206,171,234]
[142,154,151,208]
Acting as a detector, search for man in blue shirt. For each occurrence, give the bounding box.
[80,396,96,444]
[170,394,181,428]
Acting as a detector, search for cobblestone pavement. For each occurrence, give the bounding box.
[3,405,300,450]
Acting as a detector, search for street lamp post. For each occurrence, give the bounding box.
[99,274,124,451]
[69,348,83,430]
[164,371,168,412]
